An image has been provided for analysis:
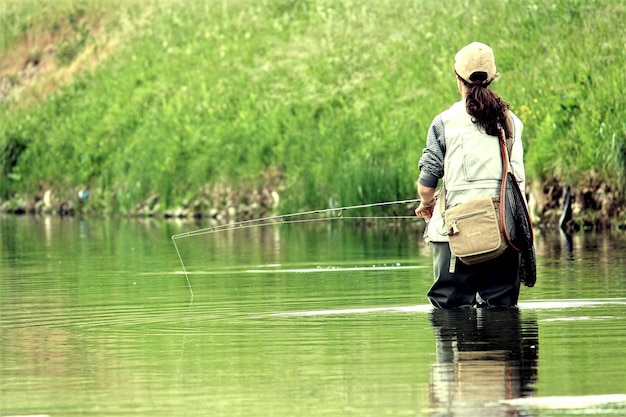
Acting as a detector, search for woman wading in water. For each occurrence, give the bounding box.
[415,42,526,309]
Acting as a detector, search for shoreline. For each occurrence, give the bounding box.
[1,180,624,232]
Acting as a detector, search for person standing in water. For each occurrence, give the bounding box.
[415,42,526,309]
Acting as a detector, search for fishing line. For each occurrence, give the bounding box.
[171,198,420,240]
[171,198,421,300]
[172,235,194,301]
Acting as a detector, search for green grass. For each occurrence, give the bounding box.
[1,0,625,215]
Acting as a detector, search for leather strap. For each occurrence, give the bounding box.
[499,125,522,251]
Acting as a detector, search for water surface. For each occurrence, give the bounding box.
[1,215,625,416]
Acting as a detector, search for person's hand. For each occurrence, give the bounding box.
[415,199,436,221]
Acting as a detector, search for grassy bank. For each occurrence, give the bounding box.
[1,0,625,223]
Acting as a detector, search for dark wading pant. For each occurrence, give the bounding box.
[428,242,521,309]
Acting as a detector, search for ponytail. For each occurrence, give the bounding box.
[461,78,512,139]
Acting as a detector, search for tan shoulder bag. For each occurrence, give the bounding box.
[440,129,513,265]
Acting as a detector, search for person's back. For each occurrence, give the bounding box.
[415,42,526,309]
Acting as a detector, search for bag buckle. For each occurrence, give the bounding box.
[448,219,460,236]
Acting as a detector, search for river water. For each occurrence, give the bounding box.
[1,214,625,416]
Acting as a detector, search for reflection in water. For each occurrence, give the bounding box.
[428,308,539,416]
[560,229,574,261]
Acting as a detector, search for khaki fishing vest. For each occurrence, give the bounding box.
[425,100,525,243]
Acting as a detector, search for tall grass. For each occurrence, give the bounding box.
[1,0,624,214]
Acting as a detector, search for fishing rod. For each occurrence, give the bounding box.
[171,198,421,240]
[171,198,422,301]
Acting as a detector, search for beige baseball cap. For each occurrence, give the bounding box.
[454,42,500,84]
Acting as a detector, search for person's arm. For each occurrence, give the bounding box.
[415,183,437,220]
[415,116,445,221]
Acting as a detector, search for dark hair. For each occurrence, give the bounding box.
[459,76,512,139]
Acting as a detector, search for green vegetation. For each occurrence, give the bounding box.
[1,0,624,218]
